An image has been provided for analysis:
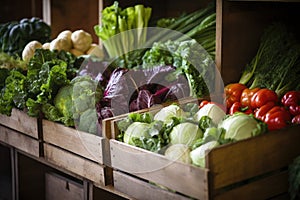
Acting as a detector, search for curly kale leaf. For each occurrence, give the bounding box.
[0,70,27,115]
[25,49,81,117]
[26,60,70,117]
[141,39,214,98]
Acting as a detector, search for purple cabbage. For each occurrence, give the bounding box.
[96,65,189,121]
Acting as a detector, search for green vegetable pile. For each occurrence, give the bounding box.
[94,1,152,58]
[0,17,51,57]
[141,39,215,98]
[93,2,217,100]
[0,52,27,70]
[239,22,300,97]
[45,75,103,134]
[154,2,216,58]
[0,49,83,117]
[0,48,104,135]
[117,103,267,167]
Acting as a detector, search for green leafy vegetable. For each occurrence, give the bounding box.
[0,49,82,118]
[123,121,165,152]
[190,140,219,167]
[0,70,27,115]
[194,103,226,126]
[164,144,192,164]
[142,39,215,98]
[239,22,300,97]
[25,49,82,117]
[218,112,268,141]
[94,1,152,58]
[53,85,74,126]
[198,116,213,133]
[46,75,103,134]
[0,17,51,57]
[153,104,185,122]
[0,52,27,70]
[169,122,203,148]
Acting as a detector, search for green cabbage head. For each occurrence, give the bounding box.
[169,122,203,147]
[190,140,219,168]
[164,144,192,164]
[123,122,152,145]
[194,103,226,125]
[154,104,184,122]
[218,112,267,141]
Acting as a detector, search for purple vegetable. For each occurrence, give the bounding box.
[97,65,189,119]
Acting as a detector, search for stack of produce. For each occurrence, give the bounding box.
[95,1,216,69]
[94,1,152,58]
[224,22,300,131]
[117,102,267,167]
[0,17,51,57]
[239,22,300,97]
[22,29,103,62]
[154,2,216,58]
[0,16,106,134]
[0,49,83,117]
[225,83,299,130]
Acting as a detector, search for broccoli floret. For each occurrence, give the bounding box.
[77,108,98,134]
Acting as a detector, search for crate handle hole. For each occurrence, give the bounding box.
[65,181,70,190]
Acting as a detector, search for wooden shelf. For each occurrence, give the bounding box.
[216,0,300,84]
[1,0,300,199]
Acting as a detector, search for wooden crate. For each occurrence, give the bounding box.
[106,111,300,199]
[113,170,192,200]
[0,109,42,157]
[0,125,41,157]
[42,120,112,186]
[0,108,39,139]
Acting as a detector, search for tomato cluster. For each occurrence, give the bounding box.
[225,83,299,131]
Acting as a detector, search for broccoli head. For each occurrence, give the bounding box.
[52,75,103,134]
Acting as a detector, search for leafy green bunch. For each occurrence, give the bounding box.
[0,49,82,117]
[239,22,300,97]
[141,39,215,98]
[94,1,152,58]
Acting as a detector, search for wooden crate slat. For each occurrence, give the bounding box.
[110,140,209,200]
[208,125,300,189]
[43,120,104,164]
[0,109,38,139]
[113,170,193,200]
[43,143,107,186]
[0,125,40,157]
[102,96,200,139]
[213,170,288,200]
